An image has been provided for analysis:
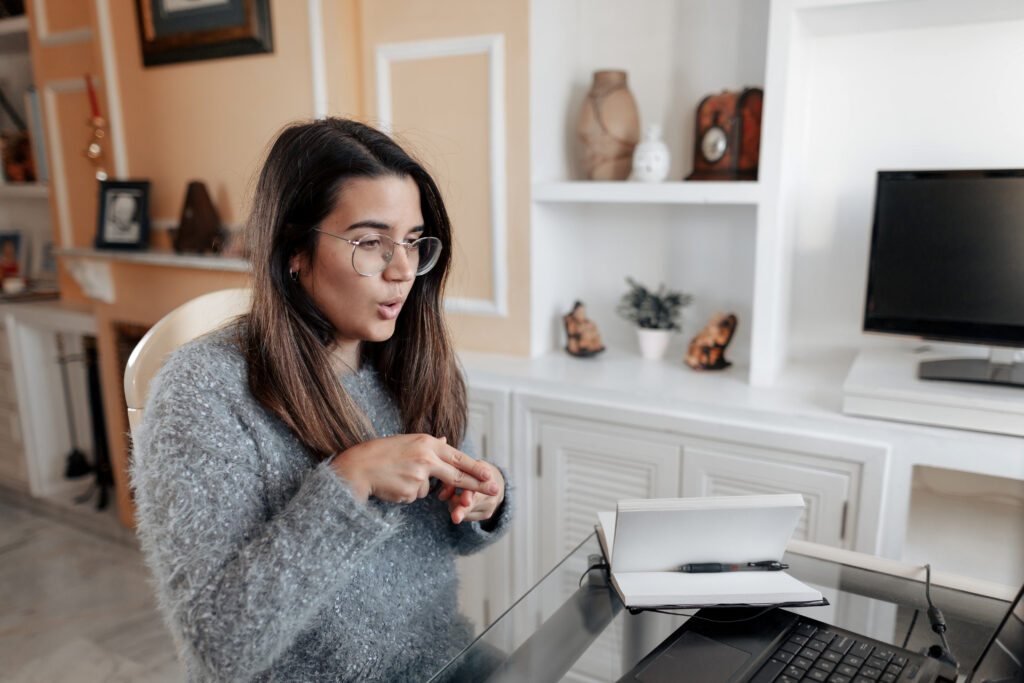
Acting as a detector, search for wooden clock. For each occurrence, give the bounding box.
[686,87,763,181]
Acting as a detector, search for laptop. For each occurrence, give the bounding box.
[617,582,1024,683]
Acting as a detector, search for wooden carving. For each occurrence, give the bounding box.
[564,301,605,357]
[685,312,738,370]
[174,181,222,253]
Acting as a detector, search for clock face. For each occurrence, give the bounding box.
[700,125,728,164]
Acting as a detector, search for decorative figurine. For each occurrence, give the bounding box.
[563,301,606,357]
[174,181,222,253]
[685,312,738,370]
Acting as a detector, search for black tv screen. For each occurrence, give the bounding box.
[863,169,1024,348]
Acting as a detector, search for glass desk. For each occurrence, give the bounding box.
[432,534,1015,682]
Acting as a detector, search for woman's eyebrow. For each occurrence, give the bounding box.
[344,220,391,232]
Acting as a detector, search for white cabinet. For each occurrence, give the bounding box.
[681,443,854,549]
[455,385,512,635]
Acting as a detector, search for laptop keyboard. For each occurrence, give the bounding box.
[750,621,919,683]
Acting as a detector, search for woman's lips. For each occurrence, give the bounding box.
[377,298,404,320]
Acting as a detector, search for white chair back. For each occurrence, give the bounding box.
[124,288,252,441]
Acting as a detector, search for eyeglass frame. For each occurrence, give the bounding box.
[312,228,443,277]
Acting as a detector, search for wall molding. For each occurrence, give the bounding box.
[41,78,91,249]
[94,0,128,179]
[33,0,93,46]
[375,34,509,318]
[307,0,328,118]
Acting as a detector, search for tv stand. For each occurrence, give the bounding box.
[919,347,1024,388]
[842,346,1024,437]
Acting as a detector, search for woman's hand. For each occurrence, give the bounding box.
[438,462,505,524]
[330,434,498,505]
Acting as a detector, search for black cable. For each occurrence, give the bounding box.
[902,608,919,648]
[0,85,26,131]
[578,562,609,587]
[923,563,958,669]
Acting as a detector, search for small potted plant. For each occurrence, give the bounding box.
[616,277,693,360]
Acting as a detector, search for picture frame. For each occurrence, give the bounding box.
[0,230,23,279]
[135,0,273,67]
[95,180,151,250]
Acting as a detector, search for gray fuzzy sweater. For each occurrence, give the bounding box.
[130,330,512,682]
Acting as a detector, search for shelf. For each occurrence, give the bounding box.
[0,183,49,199]
[0,14,28,52]
[57,247,249,272]
[532,181,761,206]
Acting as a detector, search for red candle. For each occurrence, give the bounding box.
[84,74,100,118]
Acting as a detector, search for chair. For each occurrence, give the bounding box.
[124,288,252,441]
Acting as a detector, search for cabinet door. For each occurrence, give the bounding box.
[534,414,682,682]
[682,444,852,548]
[456,387,510,635]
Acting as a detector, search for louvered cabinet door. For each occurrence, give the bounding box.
[535,416,681,682]
[457,387,511,636]
[681,444,855,548]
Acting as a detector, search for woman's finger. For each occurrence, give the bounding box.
[437,443,492,482]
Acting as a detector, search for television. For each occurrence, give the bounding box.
[863,169,1024,388]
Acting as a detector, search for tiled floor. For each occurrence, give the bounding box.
[0,499,181,682]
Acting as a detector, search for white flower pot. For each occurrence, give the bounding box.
[636,328,671,361]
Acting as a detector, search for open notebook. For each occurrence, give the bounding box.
[595,494,826,609]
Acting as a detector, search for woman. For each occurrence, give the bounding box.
[131,118,512,681]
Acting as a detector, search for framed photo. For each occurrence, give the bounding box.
[135,0,273,67]
[95,180,151,250]
[0,231,23,279]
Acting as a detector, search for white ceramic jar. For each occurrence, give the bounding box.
[631,124,671,182]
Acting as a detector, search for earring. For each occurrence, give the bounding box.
[289,269,298,282]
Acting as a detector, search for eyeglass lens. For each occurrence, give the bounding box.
[352,234,441,277]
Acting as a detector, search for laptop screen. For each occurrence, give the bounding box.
[969,583,1024,682]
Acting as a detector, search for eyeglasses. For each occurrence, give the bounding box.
[314,230,442,277]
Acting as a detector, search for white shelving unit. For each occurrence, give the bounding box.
[529,0,771,382]
[0,12,55,284]
[532,180,761,206]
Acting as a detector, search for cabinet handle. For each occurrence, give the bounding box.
[536,444,542,478]
[840,501,848,542]
[482,433,488,460]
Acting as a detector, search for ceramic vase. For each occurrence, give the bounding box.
[577,70,640,180]
[636,328,671,361]
[632,124,671,182]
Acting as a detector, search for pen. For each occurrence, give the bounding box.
[679,561,790,573]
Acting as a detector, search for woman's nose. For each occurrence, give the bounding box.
[383,244,415,281]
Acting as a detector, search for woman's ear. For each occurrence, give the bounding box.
[289,252,307,277]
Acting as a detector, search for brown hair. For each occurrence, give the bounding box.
[240,118,466,459]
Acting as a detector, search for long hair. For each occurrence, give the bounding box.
[240,118,466,460]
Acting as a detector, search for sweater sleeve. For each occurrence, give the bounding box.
[444,430,514,556]
[131,341,402,680]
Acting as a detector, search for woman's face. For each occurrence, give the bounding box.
[292,175,424,353]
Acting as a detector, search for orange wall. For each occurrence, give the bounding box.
[107,0,329,225]
[359,0,531,355]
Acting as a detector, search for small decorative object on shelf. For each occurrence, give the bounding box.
[135,0,273,67]
[632,124,671,182]
[83,74,108,181]
[563,301,605,357]
[0,83,35,183]
[174,181,222,253]
[95,179,151,250]
[0,230,22,280]
[578,70,640,180]
[687,87,762,181]
[0,0,25,18]
[616,277,693,361]
[684,312,738,370]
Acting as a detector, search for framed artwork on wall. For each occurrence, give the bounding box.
[95,180,150,250]
[135,0,273,67]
